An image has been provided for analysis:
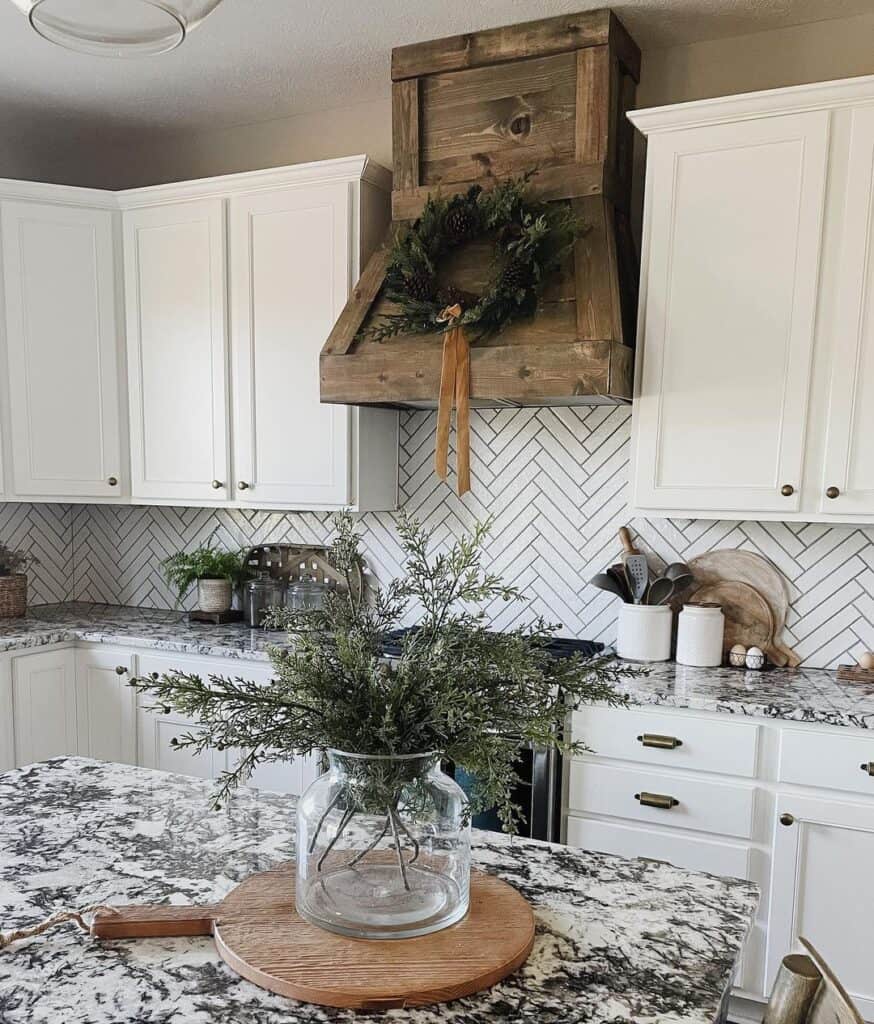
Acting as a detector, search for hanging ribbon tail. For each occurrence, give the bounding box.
[435,328,457,482]
[454,327,471,496]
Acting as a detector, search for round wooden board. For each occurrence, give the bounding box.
[692,580,775,656]
[212,865,535,1010]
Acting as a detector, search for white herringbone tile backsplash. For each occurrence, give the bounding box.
[3,406,874,667]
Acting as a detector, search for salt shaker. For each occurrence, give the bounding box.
[676,603,725,667]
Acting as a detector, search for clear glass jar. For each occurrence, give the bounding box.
[296,750,470,939]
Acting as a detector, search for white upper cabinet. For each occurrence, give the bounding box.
[1,200,125,499]
[229,182,352,507]
[119,158,397,512]
[631,74,874,523]
[124,199,231,503]
[820,105,874,517]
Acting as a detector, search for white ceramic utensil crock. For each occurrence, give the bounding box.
[616,604,672,662]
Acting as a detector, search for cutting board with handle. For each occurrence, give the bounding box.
[90,863,535,1010]
[692,581,777,662]
[686,550,800,667]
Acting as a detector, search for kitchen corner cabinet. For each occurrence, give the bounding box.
[1,200,126,500]
[630,74,874,523]
[122,159,397,511]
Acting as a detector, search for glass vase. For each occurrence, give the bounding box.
[296,750,470,939]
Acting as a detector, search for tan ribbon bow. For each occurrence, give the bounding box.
[434,304,471,496]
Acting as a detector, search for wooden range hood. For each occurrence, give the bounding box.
[320,10,640,409]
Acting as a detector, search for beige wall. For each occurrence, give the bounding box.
[6,11,874,189]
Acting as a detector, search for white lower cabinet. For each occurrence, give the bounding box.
[567,705,874,1018]
[11,648,79,764]
[135,650,314,795]
[767,793,874,1020]
[74,648,137,766]
[2,644,315,798]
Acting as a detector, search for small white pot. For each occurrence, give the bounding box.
[197,578,232,614]
[616,604,672,662]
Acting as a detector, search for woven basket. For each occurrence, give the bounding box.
[0,574,27,618]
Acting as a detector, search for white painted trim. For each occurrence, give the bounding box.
[115,155,391,208]
[0,178,118,209]
[0,156,391,211]
[629,73,874,135]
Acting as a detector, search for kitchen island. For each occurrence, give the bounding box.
[0,758,757,1024]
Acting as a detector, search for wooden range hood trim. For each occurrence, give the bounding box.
[391,10,640,84]
[320,339,633,406]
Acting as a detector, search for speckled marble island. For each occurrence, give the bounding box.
[0,758,756,1024]
[3,603,874,729]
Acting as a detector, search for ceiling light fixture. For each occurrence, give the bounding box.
[9,0,224,56]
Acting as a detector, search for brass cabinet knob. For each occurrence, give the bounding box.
[108,476,118,486]
[780,812,795,826]
[211,480,223,490]
[115,665,127,676]
[780,484,794,497]
[635,791,679,810]
[826,486,840,499]
[860,763,874,776]
[637,733,682,750]
[237,481,250,490]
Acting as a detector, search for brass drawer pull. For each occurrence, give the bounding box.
[637,733,682,750]
[860,763,874,776]
[635,791,679,810]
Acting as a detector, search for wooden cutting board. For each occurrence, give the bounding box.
[91,864,535,1010]
[687,550,800,667]
[692,580,776,661]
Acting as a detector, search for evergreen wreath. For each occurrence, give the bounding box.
[362,173,580,343]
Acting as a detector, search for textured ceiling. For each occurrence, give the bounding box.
[0,0,871,143]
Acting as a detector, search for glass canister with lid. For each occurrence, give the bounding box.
[244,571,287,628]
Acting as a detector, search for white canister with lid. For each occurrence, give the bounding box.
[616,604,672,662]
[676,603,725,667]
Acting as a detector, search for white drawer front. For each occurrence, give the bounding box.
[566,815,751,879]
[568,760,757,839]
[572,705,759,778]
[779,727,874,797]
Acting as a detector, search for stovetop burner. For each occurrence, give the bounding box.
[379,627,604,660]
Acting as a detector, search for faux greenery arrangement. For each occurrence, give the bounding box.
[360,173,580,344]
[132,511,630,831]
[161,539,246,606]
[0,543,36,576]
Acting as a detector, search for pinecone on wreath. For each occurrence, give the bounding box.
[445,205,476,241]
[500,257,530,292]
[403,268,435,302]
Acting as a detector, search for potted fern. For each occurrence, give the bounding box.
[0,543,37,618]
[162,539,246,613]
[133,512,630,939]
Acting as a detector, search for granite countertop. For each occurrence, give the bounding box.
[0,758,757,1024]
[614,660,874,731]
[2,603,873,729]
[0,602,283,661]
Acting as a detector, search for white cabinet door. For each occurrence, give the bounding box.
[633,112,830,514]
[136,652,228,779]
[11,648,78,765]
[124,200,231,502]
[767,793,874,1019]
[74,648,136,765]
[0,656,14,771]
[820,106,874,517]
[229,183,351,507]
[1,201,124,498]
